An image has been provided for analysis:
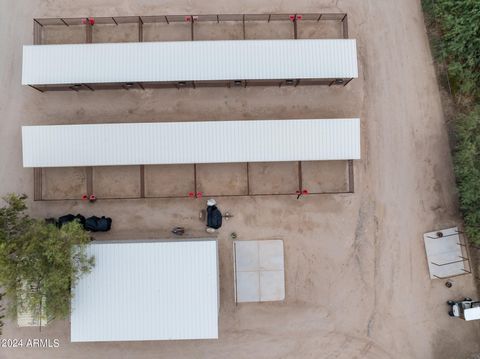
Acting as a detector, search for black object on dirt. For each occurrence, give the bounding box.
[57,214,86,227]
[84,216,112,232]
[172,227,185,235]
[55,214,110,232]
[207,205,222,229]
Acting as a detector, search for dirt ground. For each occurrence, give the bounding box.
[39,160,349,199]
[1,0,480,358]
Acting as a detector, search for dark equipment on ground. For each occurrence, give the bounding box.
[84,216,112,232]
[57,214,86,227]
[171,227,185,236]
[207,205,222,229]
[54,214,111,232]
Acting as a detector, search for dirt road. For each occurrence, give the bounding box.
[1,0,479,358]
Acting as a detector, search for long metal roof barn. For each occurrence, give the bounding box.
[22,118,361,168]
[70,239,219,342]
[22,39,358,86]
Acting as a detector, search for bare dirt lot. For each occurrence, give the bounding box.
[1,0,480,358]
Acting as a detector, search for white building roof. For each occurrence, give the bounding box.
[70,239,219,342]
[464,307,480,321]
[22,118,360,168]
[22,39,358,85]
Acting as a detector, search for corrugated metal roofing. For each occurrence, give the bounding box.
[22,39,358,85]
[70,239,219,342]
[22,119,361,168]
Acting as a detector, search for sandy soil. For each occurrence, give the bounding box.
[1,0,480,358]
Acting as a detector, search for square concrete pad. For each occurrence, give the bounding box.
[301,161,349,193]
[235,272,260,303]
[234,240,285,303]
[93,166,141,199]
[196,163,248,196]
[42,167,86,200]
[248,162,299,194]
[260,271,285,301]
[144,164,194,197]
[259,240,285,271]
[235,241,259,272]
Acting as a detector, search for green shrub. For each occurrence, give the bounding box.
[423,1,480,243]
[0,194,94,320]
[433,0,480,99]
[454,106,480,242]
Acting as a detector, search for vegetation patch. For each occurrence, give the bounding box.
[0,194,94,324]
[422,0,480,242]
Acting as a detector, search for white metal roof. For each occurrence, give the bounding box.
[464,307,480,321]
[70,239,219,342]
[22,119,360,168]
[22,39,358,85]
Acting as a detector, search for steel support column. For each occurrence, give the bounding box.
[342,14,349,39]
[140,165,145,197]
[348,160,354,193]
[34,168,43,201]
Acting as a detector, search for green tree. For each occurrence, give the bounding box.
[0,194,94,321]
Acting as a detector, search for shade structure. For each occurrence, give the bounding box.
[70,239,219,342]
[423,227,470,279]
[22,118,361,168]
[22,39,358,86]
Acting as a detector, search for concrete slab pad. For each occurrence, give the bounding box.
[93,166,141,199]
[248,162,299,195]
[42,167,86,200]
[259,240,284,271]
[301,160,349,193]
[235,241,259,271]
[144,164,194,197]
[234,240,285,303]
[260,271,285,301]
[235,272,260,303]
[196,163,248,196]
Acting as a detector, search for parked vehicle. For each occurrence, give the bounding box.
[447,298,480,321]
